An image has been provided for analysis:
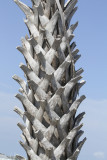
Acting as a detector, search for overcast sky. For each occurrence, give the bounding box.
[0,0,107,160]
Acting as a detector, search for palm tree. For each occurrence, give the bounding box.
[13,0,86,159]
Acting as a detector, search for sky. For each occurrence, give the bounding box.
[0,0,107,159]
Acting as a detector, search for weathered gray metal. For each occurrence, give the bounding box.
[13,0,86,159]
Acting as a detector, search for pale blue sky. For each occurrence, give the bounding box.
[0,0,107,159]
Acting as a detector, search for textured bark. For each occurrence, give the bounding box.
[13,0,86,159]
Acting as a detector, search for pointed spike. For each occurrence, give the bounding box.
[69,96,86,114]
[70,42,76,52]
[14,106,24,118]
[78,80,86,89]
[74,123,83,131]
[15,93,24,101]
[15,93,38,116]
[14,0,33,17]
[63,75,82,102]
[64,0,78,19]
[19,141,30,150]
[17,45,39,75]
[18,122,38,154]
[72,49,79,56]
[75,112,85,126]
[16,46,26,53]
[69,21,79,32]
[68,138,86,160]
[17,122,26,131]
[72,130,84,151]
[68,34,75,42]
[74,54,81,63]
[71,75,82,83]
[59,108,76,134]
[75,130,84,142]
[20,141,41,160]
[15,155,26,160]
[19,63,40,84]
[76,68,84,76]
[12,74,28,94]
[78,95,86,103]
[21,37,31,51]
[71,124,83,136]
[64,0,72,8]
[66,7,78,26]
[78,137,87,149]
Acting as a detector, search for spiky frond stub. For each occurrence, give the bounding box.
[13,0,86,159]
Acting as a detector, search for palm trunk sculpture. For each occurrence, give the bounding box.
[13,0,86,159]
